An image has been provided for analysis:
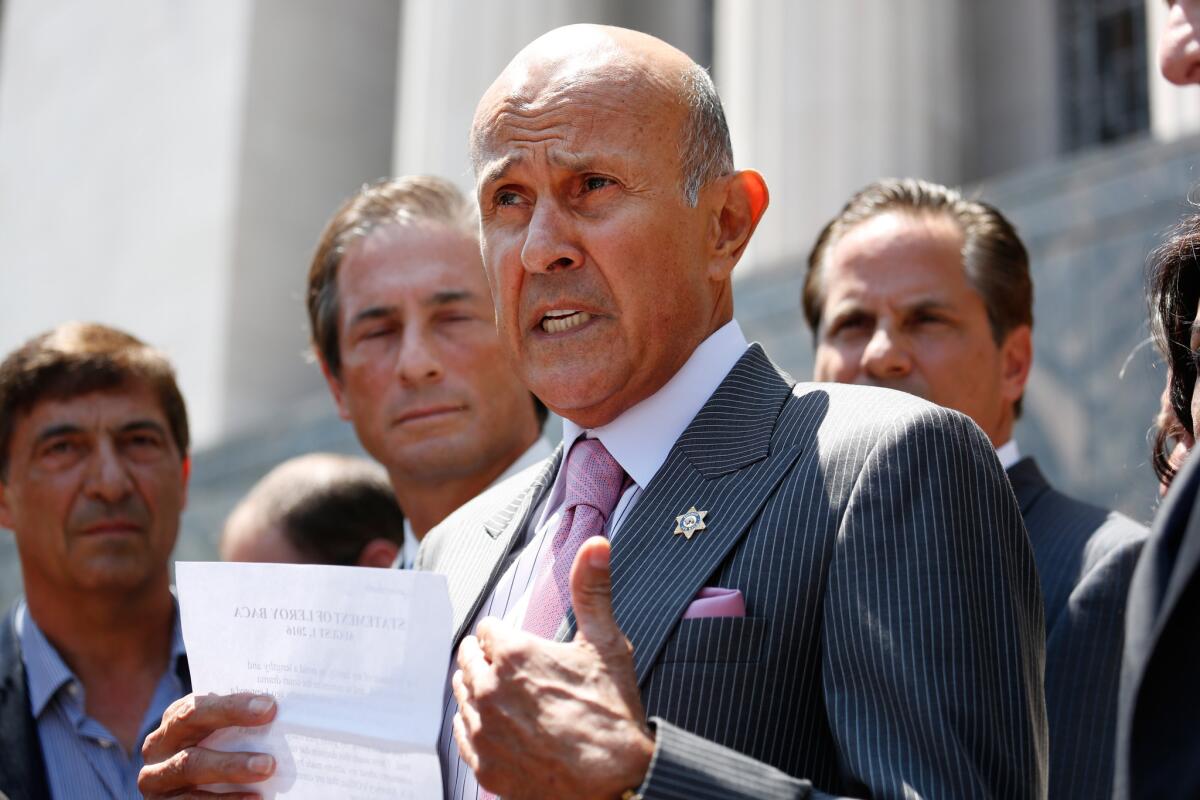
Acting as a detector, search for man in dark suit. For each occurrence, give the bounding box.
[139,26,1047,799]
[0,323,192,799]
[804,178,1146,799]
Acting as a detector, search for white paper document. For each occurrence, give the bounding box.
[176,562,452,799]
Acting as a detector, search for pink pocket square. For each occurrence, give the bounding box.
[682,587,745,619]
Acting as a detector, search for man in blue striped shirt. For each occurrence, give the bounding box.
[0,322,192,799]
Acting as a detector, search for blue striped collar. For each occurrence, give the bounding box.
[16,597,187,718]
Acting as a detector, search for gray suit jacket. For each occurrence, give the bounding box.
[1006,458,1146,800]
[1115,448,1200,800]
[420,346,1048,799]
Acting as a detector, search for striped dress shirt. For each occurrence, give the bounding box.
[440,321,749,799]
[16,601,188,800]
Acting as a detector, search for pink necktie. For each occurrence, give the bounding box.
[521,437,626,639]
[477,440,625,800]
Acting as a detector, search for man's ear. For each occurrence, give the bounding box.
[357,537,401,568]
[1000,324,1033,407]
[0,479,13,532]
[707,170,770,282]
[318,352,352,421]
[180,455,191,510]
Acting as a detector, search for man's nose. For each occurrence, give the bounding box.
[521,199,583,274]
[861,327,912,379]
[395,326,444,385]
[1160,6,1200,85]
[84,439,134,503]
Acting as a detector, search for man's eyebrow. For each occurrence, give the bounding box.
[349,306,397,326]
[118,420,168,438]
[426,289,475,307]
[479,156,518,188]
[479,150,605,188]
[32,423,84,446]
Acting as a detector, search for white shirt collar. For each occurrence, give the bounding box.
[995,439,1021,471]
[560,320,750,487]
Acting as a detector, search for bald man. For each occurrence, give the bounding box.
[220,453,406,568]
[139,26,1046,800]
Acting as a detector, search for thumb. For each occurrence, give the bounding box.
[569,536,626,655]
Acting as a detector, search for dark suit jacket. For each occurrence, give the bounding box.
[1115,450,1200,800]
[420,345,1048,799]
[1007,458,1146,800]
[0,607,50,800]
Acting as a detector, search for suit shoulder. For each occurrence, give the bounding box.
[786,381,991,458]
[416,458,551,568]
[1029,484,1148,552]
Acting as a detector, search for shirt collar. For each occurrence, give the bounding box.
[16,598,186,718]
[995,439,1021,470]
[561,320,750,487]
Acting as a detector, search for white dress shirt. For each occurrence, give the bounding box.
[995,439,1021,471]
[441,320,750,800]
[400,437,555,569]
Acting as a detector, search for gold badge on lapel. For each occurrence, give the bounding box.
[673,506,708,540]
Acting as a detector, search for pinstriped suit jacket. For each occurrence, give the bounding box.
[419,345,1048,799]
[1006,458,1146,800]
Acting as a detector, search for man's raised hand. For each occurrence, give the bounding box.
[452,536,655,799]
[138,692,277,799]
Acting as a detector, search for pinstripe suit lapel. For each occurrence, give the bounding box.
[448,447,563,642]
[1006,457,1051,515]
[561,346,803,685]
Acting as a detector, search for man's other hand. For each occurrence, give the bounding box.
[452,536,655,800]
[138,692,277,799]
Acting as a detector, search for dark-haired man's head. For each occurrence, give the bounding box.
[306,176,544,537]
[0,322,189,597]
[220,453,404,568]
[805,179,1033,447]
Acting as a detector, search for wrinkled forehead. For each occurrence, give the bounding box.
[471,51,679,171]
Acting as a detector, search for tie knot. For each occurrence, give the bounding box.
[563,438,626,520]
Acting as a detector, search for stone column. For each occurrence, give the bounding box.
[392,0,712,190]
[713,0,968,276]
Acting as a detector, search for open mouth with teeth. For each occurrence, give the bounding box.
[541,309,593,334]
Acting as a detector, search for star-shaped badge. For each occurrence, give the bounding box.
[673,506,708,540]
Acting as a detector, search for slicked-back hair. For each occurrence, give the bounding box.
[228,453,405,567]
[803,178,1034,415]
[0,322,189,480]
[1148,213,1200,485]
[306,175,477,380]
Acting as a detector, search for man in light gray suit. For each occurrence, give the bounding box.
[139,25,1048,800]
[804,179,1146,800]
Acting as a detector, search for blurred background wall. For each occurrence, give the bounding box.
[1,0,1197,605]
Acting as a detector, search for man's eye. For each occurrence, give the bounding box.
[495,191,522,207]
[362,327,395,340]
[582,176,613,193]
[831,316,869,335]
[44,440,77,456]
